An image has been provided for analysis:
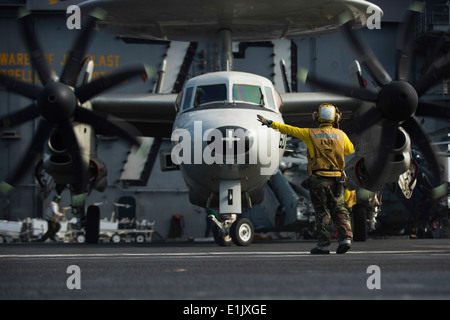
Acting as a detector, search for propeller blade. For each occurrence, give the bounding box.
[82,57,95,85]
[402,116,444,185]
[298,68,378,102]
[0,73,41,100]
[0,103,39,130]
[18,8,57,84]
[73,106,140,147]
[350,60,366,88]
[396,1,425,81]
[416,101,450,119]
[56,120,85,195]
[75,63,151,103]
[341,21,392,87]
[59,9,106,87]
[414,53,450,97]
[5,119,52,186]
[280,59,292,93]
[341,107,383,135]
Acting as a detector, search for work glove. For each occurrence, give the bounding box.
[257,114,272,127]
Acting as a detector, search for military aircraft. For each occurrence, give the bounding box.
[0,0,448,246]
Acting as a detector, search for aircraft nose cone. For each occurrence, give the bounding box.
[37,82,77,123]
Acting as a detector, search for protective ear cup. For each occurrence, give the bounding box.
[312,111,319,121]
[335,113,341,123]
[334,107,342,123]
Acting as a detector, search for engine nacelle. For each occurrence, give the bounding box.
[43,131,76,185]
[43,129,107,192]
[345,127,413,193]
[89,158,108,192]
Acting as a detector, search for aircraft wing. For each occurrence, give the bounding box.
[91,91,361,138]
[91,93,178,137]
[280,92,360,128]
[80,0,381,41]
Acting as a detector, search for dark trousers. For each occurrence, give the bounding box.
[308,176,353,247]
[42,220,61,241]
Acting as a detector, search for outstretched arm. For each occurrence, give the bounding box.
[258,114,311,144]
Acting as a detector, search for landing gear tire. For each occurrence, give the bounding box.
[352,204,367,242]
[212,225,232,246]
[230,218,254,246]
[85,205,100,244]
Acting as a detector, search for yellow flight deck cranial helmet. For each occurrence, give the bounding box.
[312,103,341,123]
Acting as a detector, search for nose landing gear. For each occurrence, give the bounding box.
[210,214,254,246]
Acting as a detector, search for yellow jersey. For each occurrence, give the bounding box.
[270,122,354,177]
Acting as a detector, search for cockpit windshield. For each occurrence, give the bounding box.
[232,84,264,105]
[194,84,227,107]
[180,78,279,113]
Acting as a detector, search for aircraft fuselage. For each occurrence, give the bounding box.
[171,71,286,212]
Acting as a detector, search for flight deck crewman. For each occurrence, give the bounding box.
[41,195,64,242]
[257,103,354,254]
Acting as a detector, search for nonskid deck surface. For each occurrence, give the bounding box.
[1,238,449,300]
